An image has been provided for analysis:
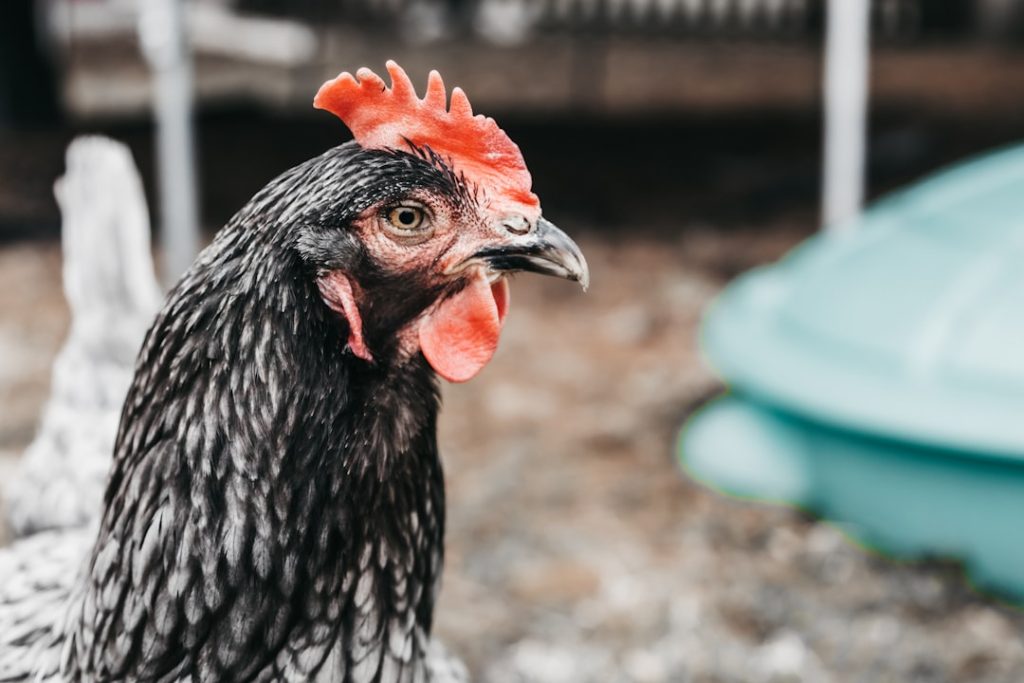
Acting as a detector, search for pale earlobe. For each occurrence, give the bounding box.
[317,271,374,362]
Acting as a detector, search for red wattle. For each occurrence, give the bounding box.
[419,273,510,383]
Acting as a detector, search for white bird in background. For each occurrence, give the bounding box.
[3,136,163,537]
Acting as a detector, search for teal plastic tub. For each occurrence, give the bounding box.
[681,142,1024,600]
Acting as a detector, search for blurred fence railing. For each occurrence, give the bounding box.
[237,0,991,43]
[46,0,1024,120]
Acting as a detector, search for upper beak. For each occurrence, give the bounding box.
[472,217,590,291]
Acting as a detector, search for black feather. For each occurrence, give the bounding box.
[63,142,465,682]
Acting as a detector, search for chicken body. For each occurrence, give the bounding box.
[2,145,461,681]
[0,69,586,681]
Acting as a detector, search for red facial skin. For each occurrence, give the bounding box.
[318,191,519,381]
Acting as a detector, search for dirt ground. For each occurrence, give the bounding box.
[2,224,1023,682]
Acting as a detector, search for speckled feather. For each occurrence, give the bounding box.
[0,143,473,682]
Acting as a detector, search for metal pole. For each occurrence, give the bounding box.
[139,0,201,284]
[822,0,871,232]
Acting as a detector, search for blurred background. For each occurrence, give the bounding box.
[3,0,1024,681]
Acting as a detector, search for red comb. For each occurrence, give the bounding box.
[314,61,539,218]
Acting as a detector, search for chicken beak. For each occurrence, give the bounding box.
[473,217,590,291]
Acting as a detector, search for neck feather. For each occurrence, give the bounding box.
[69,221,447,681]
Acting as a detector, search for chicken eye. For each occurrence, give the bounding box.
[386,205,428,232]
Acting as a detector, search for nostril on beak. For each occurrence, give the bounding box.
[501,215,531,236]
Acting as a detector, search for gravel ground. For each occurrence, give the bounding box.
[2,227,1023,682]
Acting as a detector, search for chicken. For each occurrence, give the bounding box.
[4,137,163,536]
[0,62,587,681]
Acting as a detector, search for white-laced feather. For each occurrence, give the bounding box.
[0,527,90,682]
[0,529,469,683]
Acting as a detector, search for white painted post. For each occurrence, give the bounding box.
[139,0,201,284]
[822,0,871,232]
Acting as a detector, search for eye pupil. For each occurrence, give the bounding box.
[399,210,415,225]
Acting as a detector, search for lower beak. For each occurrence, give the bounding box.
[473,217,590,290]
